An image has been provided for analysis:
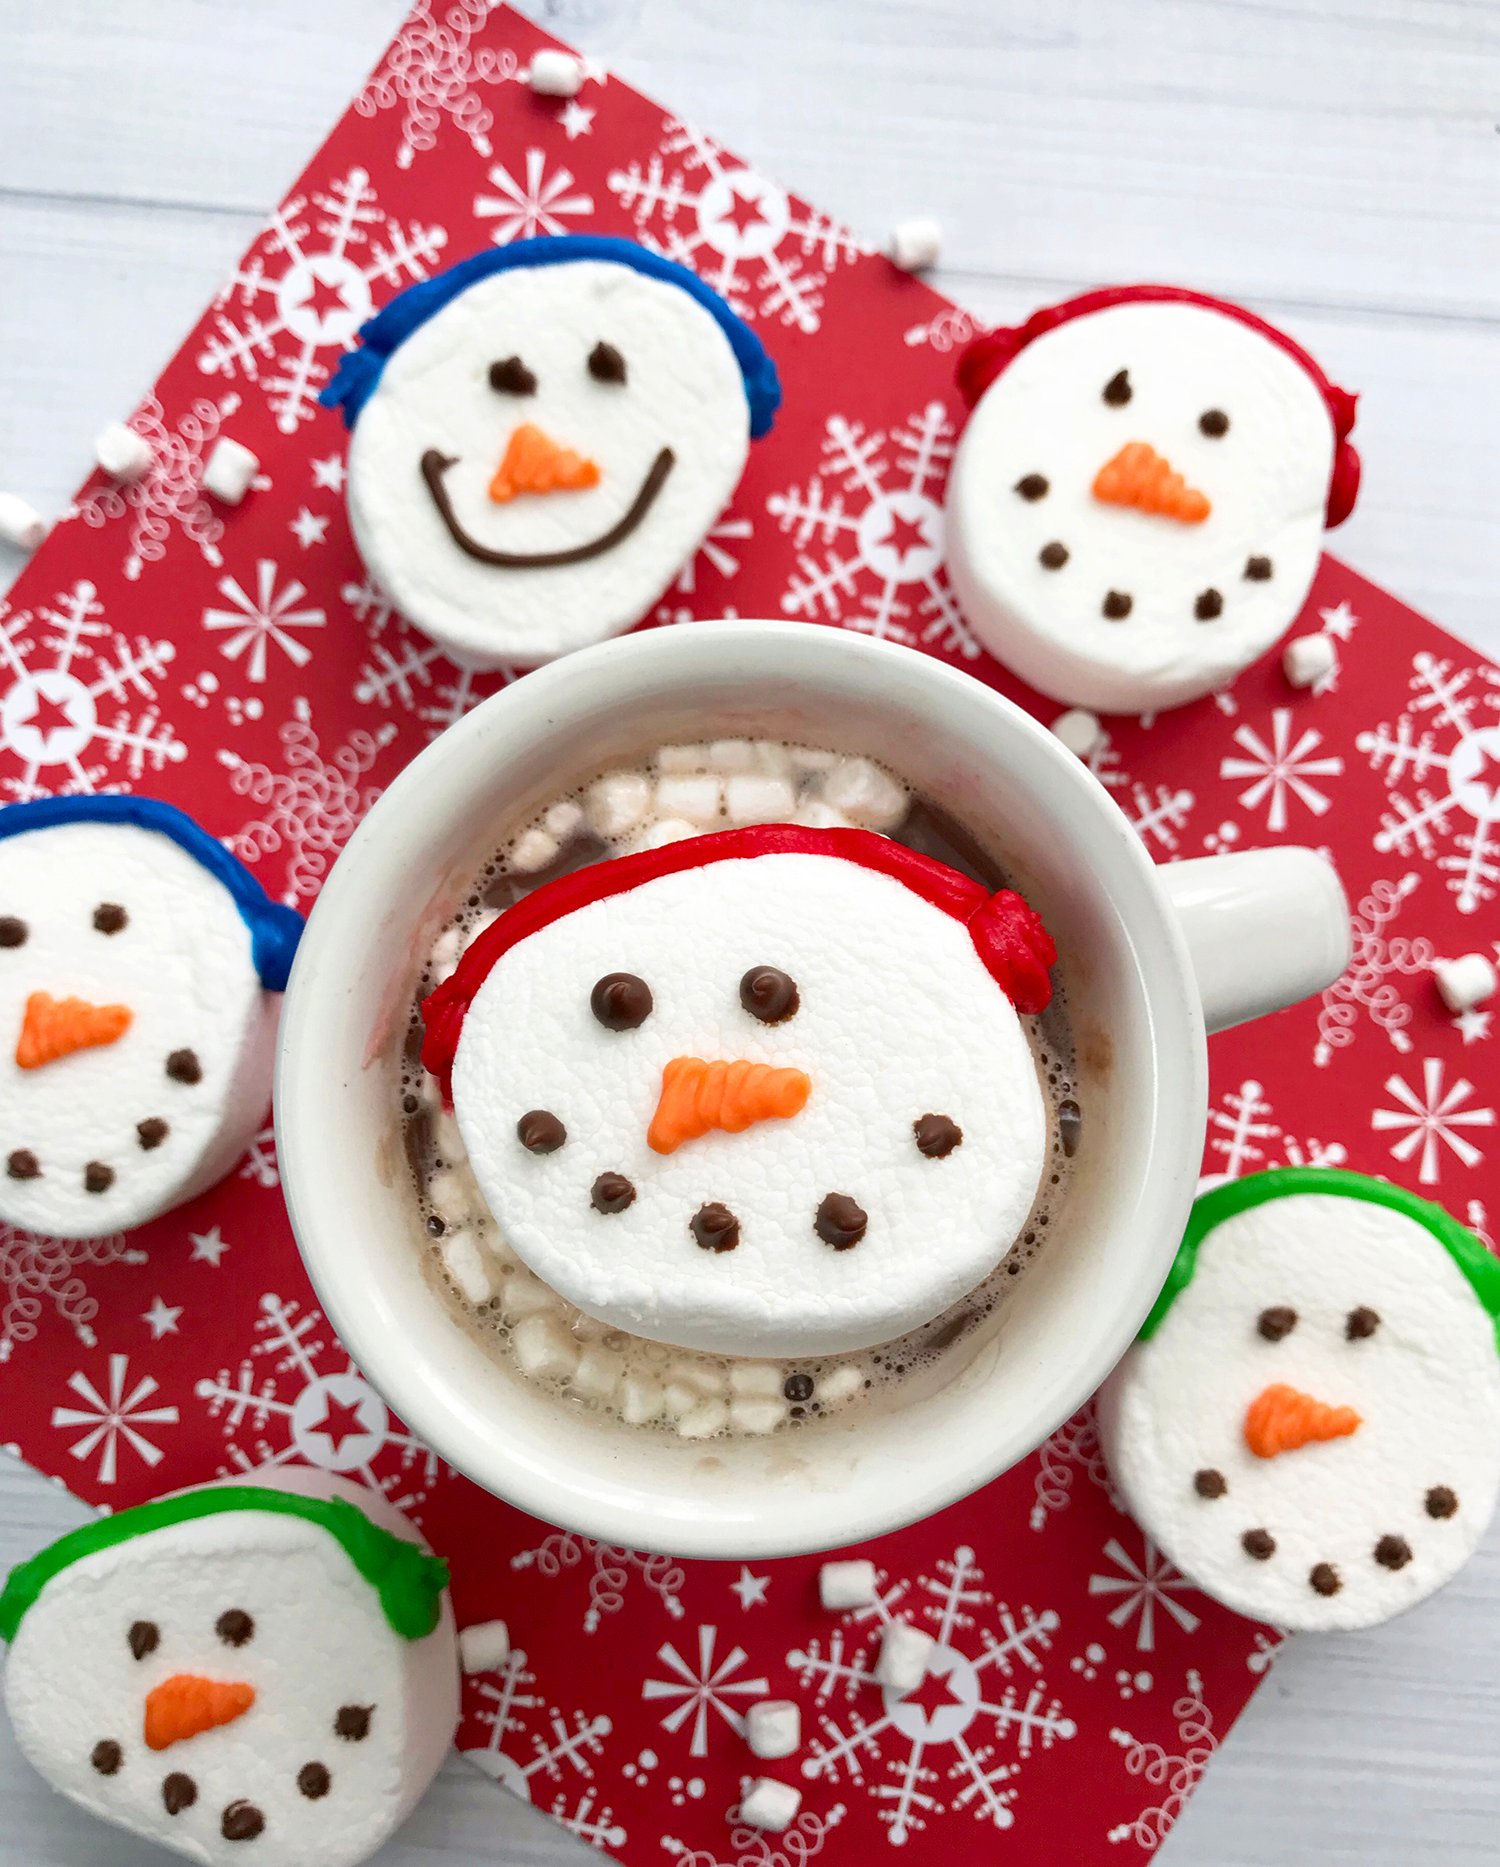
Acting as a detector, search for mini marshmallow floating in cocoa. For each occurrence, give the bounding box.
[421,824,1057,1358]
[945,285,1360,715]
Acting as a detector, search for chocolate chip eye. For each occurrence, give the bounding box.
[216,1608,254,1648]
[0,916,27,947]
[335,1705,372,1741]
[298,1762,331,1799]
[1199,408,1230,437]
[588,341,627,384]
[489,355,536,395]
[739,966,799,1024]
[1345,1306,1380,1340]
[166,1048,202,1085]
[1257,1305,1297,1342]
[1102,369,1132,406]
[93,903,127,934]
[1013,473,1049,501]
[517,1109,566,1154]
[591,972,652,1030]
[128,1619,160,1661]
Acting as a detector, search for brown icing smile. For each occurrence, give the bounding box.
[421,446,675,569]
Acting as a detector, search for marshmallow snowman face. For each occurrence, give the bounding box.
[946,301,1337,714]
[1100,1175,1500,1631]
[445,845,1050,1357]
[0,820,281,1238]
[346,257,755,669]
[2,1479,456,1867]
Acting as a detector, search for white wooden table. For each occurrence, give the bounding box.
[1,4,1497,1862]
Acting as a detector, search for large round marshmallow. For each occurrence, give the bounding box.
[0,1470,458,1867]
[1099,1170,1500,1631]
[446,844,1049,1357]
[345,254,759,669]
[0,809,298,1239]
[946,299,1339,714]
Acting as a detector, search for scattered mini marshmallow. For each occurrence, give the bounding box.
[528,48,584,96]
[431,826,1054,1358]
[586,772,653,839]
[706,738,759,772]
[1434,952,1497,1015]
[725,773,796,825]
[324,237,780,670]
[510,826,559,874]
[946,287,1361,714]
[458,1618,511,1674]
[1282,632,1336,689]
[201,435,260,505]
[0,796,303,1240]
[620,1372,665,1425]
[739,1777,802,1833]
[874,1619,935,1691]
[1050,707,1103,760]
[572,1343,625,1401]
[0,491,46,552]
[1098,1168,1500,1631]
[745,1699,801,1760]
[634,817,700,852]
[728,1360,785,1398]
[543,799,584,840]
[887,216,942,273]
[94,421,154,483]
[793,800,856,831]
[819,1558,878,1611]
[0,1468,457,1867]
[497,1264,559,1323]
[816,1365,864,1407]
[655,743,712,773]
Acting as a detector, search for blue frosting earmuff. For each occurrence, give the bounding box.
[320,233,782,439]
[0,796,305,992]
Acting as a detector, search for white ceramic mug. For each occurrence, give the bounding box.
[276,623,1350,1558]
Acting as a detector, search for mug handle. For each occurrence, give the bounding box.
[1158,847,1351,1036]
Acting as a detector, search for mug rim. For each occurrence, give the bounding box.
[276,622,1205,1556]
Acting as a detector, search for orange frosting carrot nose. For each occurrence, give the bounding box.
[1244,1382,1362,1459]
[144,1675,255,1751]
[648,1057,812,1155]
[488,423,601,503]
[1092,441,1211,524]
[15,991,132,1070]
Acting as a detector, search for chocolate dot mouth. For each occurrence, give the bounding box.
[815,1192,868,1249]
[1101,589,1132,621]
[7,1148,39,1181]
[1193,1467,1227,1499]
[91,1739,123,1776]
[913,1113,962,1159]
[421,446,675,569]
[162,1772,197,1816]
[1309,1561,1341,1597]
[221,1799,265,1842]
[1374,1534,1412,1571]
[591,1171,636,1215]
[691,1202,740,1252]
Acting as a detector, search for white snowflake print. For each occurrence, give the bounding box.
[664,1802,848,1867]
[203,560,326,683]
[1200,1079,1347,1190]
[1,1226,145,1363]
[609,118,867,334]
[1088,1535,1201,1654]
[1220,708,1343,832]
[1107,1669,1216,1849]
[767,404,973,654]
[510,1527,686,1636]
[52,1351,179,1486]
[67,392,238,582]
[348,583,501,742]
[1314,872,1434,1067]
[794,1546,1075,1845]
[643,1626,771,1757]
[1358,651,1500,915]
[355,0,518,171]
[198,167,446,433]
[673,509,753,596]
[463,1643,625,1852]
[195,1291,439,1516]
[218,696,395,903]
[1030,1403,1115,1532]
[475,148,595,244]
[1372,1058,1495,1185]
[1124,783,1196,856]
[237,1125,278,1189]
[0,581,186,799]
